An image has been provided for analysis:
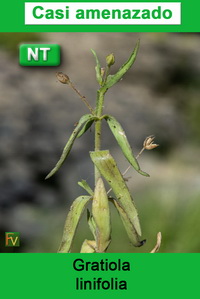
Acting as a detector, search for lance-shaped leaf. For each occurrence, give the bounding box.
[104,40,140,89]
[77,117,97,138]
[45,114,94,179]
[58,195,91,253]
[92,178,111,252]
[104,115,149,177]
[112,198,146,247]
[90,150,143,247]
[91,49,102,86]
[87,209,97,240]
[78,180,94,196]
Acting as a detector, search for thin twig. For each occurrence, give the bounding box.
[56,72,95,115]
[69,81,95,115]
[150,232,162,253]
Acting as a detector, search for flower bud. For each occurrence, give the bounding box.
[100,67,105,77]
[106,53,115,67]
[143,135,159,150]
[56,72,70,84]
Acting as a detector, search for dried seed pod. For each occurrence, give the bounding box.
[143,135,159,150]
[56,72,70,84]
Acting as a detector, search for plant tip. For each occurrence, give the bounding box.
[56,72,70,84]
[106,53,115,67]
[143,135,159,150]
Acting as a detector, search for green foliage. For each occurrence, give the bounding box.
[104,115,149,176]
[70,191,200,253]
[45,114,96,179]
[58,195,91,253]
[92,178,111,252]
[46,42,156,253]
[104,40,140,89]
[90,150,143,247]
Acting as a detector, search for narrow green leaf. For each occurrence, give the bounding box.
[92,178,111,252]
[87,210,97,240]
[78,180,94,196]
[77,117,96,138]
[105,40,140,89]
[45,114,94,179]
[104,115,149,177]
[58,195,91,253]
[90,150,143,247]
[112,198,145,247]
[91,49,102,86]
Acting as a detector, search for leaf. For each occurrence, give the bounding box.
[45,114,94,179]
[87,210,97,240]
[77,117,96,138]
[104,115,149,177]
[112,198,146,247]
[105,40,140,89]
[91,49,102,86]
[80,239,96,253]
[92,178,111,252]
[90,150,143,247]
[58,195,91,253]
[78,180,94,196]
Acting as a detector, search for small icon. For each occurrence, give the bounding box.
[5,232,20,247]
[19,44,60,66]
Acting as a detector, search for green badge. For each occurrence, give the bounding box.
[5,232,20,247]
[19,44,60,66]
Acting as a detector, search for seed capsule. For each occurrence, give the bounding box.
[56,72,70,84]
[143,135,159,150]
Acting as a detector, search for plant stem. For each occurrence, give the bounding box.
[69,81,95,115]
[102,66,110,85]
[94,88,107,184]
[122,147,145,177]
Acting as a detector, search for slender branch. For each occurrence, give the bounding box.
[102,66,110,85]
[69,81,95,115]
[56,72,95,114]
[150,232,162,253]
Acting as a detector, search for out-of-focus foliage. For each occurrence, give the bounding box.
[71,189,200,253]
[0,33,42,54]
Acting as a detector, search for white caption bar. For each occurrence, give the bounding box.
[25,2,181,25]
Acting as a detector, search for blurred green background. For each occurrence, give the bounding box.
[0,32,200,253]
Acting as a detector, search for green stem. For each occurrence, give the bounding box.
[94,88,107,184]
[69,81,95,115]
[102,66,110,86]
